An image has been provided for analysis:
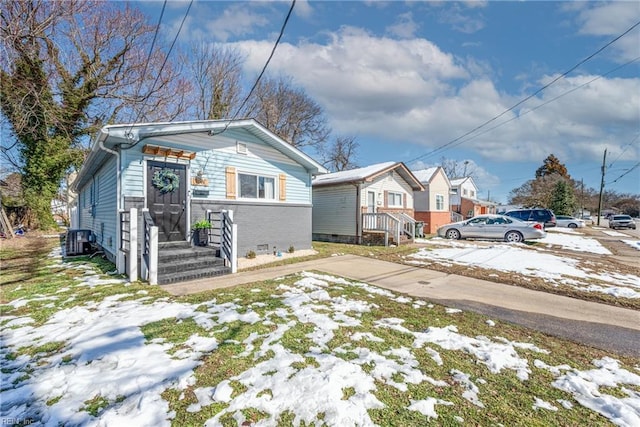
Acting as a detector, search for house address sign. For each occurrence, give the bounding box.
[192,189,210,197]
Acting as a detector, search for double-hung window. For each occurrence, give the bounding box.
[388,191,403,207]
[435,194,444,210]
[239,173,275,200]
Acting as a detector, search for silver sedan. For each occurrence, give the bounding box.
[437,214,546,243]
[555,215,586,228]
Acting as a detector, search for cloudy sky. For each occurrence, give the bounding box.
[139,0,639,203]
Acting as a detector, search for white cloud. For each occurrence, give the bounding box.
[386,12,419,39]
[574,2,640,62]
[576,2,640,36]
[162,3,272,43]
[232,26,467,115]
[437,3,486,34]
[230,25,638,170]
[205,4,270,42]
[294,0,314,19]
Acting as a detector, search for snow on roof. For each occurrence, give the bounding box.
[450,177,467,186]
[412,167,439,183]
[312,162,397,186]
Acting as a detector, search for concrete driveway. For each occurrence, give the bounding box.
[165,254,640,357]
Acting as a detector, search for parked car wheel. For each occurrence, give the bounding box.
[504,231,524,243]
[568,223,578,228]
[445,229,461,240]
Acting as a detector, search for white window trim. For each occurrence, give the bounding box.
[388,191,403,208]
[435,194,444,211]
[237,171,277,201]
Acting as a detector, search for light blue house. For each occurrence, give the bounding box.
[70,119,327,284]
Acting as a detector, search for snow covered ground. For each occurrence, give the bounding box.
[2,245,639,426]
[411,228,640,299]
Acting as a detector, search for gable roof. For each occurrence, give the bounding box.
[411,166,452,188]
[313,162,424,191]
[411,167,438,183]
[73,119,328,190]
[450,176,477,189]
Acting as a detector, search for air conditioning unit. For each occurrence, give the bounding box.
[65,229,96,256]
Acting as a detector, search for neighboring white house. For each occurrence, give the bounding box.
[412,167,452,234]
[450,176,496,218]
[70,119,327,283]
[312,162,424,245]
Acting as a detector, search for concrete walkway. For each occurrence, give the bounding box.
[164,254,640,357]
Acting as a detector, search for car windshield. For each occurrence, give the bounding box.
[613,215,631,220]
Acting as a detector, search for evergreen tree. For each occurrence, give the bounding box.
[549,179,577,216]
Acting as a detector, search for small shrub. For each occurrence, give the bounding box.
[288,245,295,254]
[192,219,211,230]
[246,250,256,259]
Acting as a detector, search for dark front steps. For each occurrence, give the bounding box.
[157,241,231,285]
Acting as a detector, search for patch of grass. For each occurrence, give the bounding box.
[281,323,316,354]
[46,395,62,406]
[175,272,631,425]
[83,395,110,417]
[342,386,356,400]
[2,240,636,426]
[18,341,66,357]
[1,240,171,326]
[142,318,207,345]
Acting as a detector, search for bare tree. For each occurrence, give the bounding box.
[182,43,244,120]
[320,135,359,172]
[0,0,189,228]
[508,155,579,209]
[439,157,476,179]
[242,76,330,150]
[508,175,564,208]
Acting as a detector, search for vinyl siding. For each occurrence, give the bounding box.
[76,155,118,258]
[360,171,414,209]
[415,169,450,211]
[312,185,357,236]
[120,130,311,204]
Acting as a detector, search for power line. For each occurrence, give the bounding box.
[441,57,640,153]
[608,161,639,185]
[126,0,194,141]
[212,0,296,136]
[406,19,640,165]
[608,133,639,169]
[126,0,167,125]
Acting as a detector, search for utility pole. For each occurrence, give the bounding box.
[580,178,584,217]
[596,149,607,226]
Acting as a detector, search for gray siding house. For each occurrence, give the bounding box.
[312,162,424,245]
[71,119,327,282]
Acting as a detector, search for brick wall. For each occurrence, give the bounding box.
[414,211,452,234]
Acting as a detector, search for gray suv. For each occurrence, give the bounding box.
[505,208,557,228]
[608,215,636,230]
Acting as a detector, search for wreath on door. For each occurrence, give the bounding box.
[152,169,180,194]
